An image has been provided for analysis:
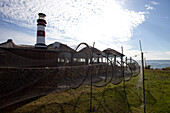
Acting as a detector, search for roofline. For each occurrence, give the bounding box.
[103,48,125,57]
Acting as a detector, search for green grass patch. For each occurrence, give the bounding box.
[10,69,170,113]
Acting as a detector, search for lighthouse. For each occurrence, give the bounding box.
[35,13,47,48]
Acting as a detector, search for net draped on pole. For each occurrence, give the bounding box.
[0,43,140,110]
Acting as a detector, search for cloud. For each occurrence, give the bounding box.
[122,50,170,60]
[143,51,170,60]
[145,5,154,10]
[120,0,125,5]
[165,51,170,55]
[164,16,168,19]
[151,1,159,5]
[145,1,159,11]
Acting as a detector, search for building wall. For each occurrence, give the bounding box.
[0,48,59,67]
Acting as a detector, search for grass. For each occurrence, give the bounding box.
[144,69,170,113]
[8,69,170,113]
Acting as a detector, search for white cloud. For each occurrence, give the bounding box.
[145,1,159,11]
[145,5,154,10]
[0,0,146,50]
[122,50,170,60]
[164,16,168,19]
[144,51,170,60]
[120,0,125,5]
[151,1,159,5]
[165,51,170,55]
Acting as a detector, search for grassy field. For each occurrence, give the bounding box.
[8,69,170,113]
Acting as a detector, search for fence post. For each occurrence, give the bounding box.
[121,46,125,92]
[141,52,146,113]
[139,40,146,113]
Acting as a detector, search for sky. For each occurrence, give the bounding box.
[0,0,170,60]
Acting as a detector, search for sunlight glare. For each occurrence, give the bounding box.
[70,1,134,43]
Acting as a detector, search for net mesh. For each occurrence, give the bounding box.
[0,45,140,109]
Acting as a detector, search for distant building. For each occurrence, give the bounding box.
[0,39,77,67]
[0,39,16,48]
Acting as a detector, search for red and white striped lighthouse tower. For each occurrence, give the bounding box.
[35,13,47,48]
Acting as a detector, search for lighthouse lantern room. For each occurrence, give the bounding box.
[35,13,47,48]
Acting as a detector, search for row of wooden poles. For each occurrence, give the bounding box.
[88,41,146,113]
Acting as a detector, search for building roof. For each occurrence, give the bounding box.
[79,46,104,55]
[47,42,76,53]
[0,39,35,49]
[38,13,46,17]
[77,46,105,58]
[103,48,125,57]
[0,39,16,48]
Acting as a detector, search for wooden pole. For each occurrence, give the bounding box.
[121,46,125,92]
[141,52,146,113]
[139,40,146,113]
[114,55,116,78]
[90,42,95,112]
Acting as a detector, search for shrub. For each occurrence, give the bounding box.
[145,65,151,69]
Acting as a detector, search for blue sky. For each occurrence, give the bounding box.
[0,0,170,60]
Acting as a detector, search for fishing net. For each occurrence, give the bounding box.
[0,43,140,109]
[126,59,140,77]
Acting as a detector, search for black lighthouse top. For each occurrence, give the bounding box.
[38,13,46,19]
[37,13,47,26]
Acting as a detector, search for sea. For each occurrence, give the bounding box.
[139,60,170,69]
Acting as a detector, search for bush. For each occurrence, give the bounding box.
[145,65,151,69]
[161,67,170,70]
